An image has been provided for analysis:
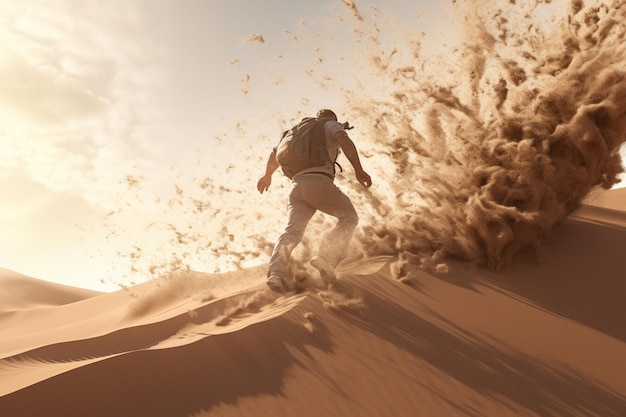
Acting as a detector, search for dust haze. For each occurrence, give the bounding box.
[346,0,626,277]
[101,0,626,286]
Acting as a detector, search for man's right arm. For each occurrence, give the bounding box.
[257,150,280,194]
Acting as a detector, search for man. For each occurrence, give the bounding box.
[257,109,372,293]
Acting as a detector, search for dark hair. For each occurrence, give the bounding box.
[316,109,338,121]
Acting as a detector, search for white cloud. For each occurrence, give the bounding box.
[0,0,168,206]
[0,53,108,129]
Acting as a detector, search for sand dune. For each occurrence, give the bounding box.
[2,1,625,416]
[0,269,101,311]
[0,189,625,417]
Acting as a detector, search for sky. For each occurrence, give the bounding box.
[1,0,624,291]
[0,0,451,290]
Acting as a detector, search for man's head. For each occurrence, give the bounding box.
[317,109,338,121]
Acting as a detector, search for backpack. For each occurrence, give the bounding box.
[275,117,330,179]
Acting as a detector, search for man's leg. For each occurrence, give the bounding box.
[298,176,359,269]
[317,191,358,268]
[268,184,316,286]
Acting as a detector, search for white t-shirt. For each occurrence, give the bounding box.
[295,120,344,178]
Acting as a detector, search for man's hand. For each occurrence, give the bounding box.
[356,169,372,188]
[257,175,272,194]
[258,151,279,194]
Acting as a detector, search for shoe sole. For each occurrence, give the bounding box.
[310,258,337,285]
[266,277,288,293]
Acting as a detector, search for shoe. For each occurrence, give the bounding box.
[310,256,337,285]
[266,275,288,293]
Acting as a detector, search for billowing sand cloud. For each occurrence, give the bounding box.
[344,0,626,274]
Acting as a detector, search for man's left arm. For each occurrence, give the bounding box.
[338,132,372,188]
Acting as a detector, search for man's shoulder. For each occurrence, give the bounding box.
[322,120,343,129]
[323,120,344,140]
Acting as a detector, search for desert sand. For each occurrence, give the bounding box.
[1,188,624,417]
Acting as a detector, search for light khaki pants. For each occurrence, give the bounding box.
[268,173,358,278]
